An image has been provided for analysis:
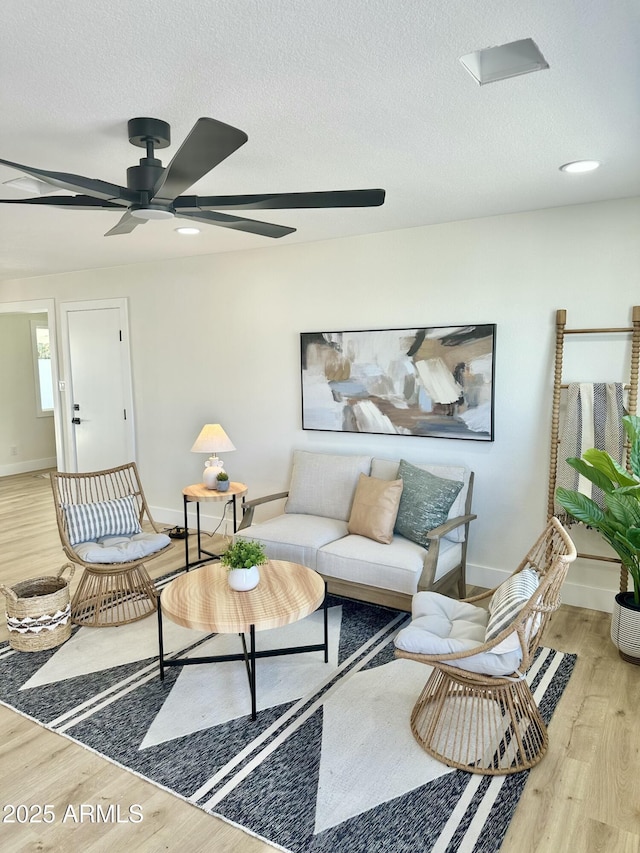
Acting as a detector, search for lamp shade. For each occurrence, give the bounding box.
[191,424,236,454]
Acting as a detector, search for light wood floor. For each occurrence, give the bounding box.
[0,470,638,853]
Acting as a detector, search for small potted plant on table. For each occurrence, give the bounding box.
[216,471,230,492]
[221,538,268,591]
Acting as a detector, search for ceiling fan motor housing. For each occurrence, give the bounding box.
[127,160,165,194]
[126,117,172,196]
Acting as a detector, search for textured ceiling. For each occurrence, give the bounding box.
[1,0,638,281]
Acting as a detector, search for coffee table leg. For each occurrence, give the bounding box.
[323,582,329,663]
[157,594,165,681]
[250,624,257,721]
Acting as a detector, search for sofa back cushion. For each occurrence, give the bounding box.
[285,451,372,521]
[371,458,470,542]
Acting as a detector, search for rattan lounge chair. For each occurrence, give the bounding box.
[394,517,576,775]
[51,462,172,627]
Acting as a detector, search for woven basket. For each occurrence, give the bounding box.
[1,564,75,652]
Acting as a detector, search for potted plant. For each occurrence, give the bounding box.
[220,538,268,591]
[556,414,640,664]
[216,471,230,492]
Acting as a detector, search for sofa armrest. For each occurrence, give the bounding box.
[237,491,289,531]
[417,513,477,591]
[425,513,477,541]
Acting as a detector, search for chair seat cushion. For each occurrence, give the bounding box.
[236,514,348,570]
[74,532,171,564]
[317,535,462,595]
[394,591,524,676]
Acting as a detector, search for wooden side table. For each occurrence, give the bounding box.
[157,559,328,720]
[182,482,248,570]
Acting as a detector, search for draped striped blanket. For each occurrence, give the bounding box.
[554,382,625,519]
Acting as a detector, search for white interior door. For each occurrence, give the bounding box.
[60,299,135,472]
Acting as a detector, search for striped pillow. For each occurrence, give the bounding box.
[485,568,539,642]
[63,495,142,546]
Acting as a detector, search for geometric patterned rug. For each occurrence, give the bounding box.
[0,571,576,852]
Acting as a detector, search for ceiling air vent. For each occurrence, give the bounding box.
[459,38,549,85]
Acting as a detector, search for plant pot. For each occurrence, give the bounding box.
[611,591,640,665]
[227,565,260,591]
[217,480,230,492]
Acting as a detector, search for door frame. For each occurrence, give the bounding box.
[0,298,65,471]
[59,297,136,472]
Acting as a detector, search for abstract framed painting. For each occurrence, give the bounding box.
[300,324,496,441]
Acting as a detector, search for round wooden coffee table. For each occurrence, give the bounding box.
[157,560,328,720]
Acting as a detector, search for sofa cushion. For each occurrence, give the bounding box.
[371,458,469,543]
[63,495,142,546]
[74,532,170,564]
[394,591,524,677]
[485,568,540,641]
[347,474,403,544]
[236,514,349,570]
[284,450,372,521]
[317,533,462,595]
[393,460,463,548]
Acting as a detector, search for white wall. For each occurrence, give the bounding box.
[1,197,639,609]
[0,312,57,474]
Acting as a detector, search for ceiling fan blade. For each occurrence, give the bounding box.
[174,188,386,211]
[0,195,122,209]
[151,118,248,203]
[176,210,295,238]
[0,157,135,205]
[104,211,147,237]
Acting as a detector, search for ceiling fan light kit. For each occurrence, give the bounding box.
[0,115,386,239]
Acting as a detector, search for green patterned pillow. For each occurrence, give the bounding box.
[394,460,463,549]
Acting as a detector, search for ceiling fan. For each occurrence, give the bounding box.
[0,116,385,238]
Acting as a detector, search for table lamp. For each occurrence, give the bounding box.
[191,424,236,489]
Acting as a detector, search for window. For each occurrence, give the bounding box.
[30,319,54,416]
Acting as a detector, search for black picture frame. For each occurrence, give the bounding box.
[300,324,496,441]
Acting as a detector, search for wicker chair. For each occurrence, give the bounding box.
[394,517,576,775]
[51,463,172,627]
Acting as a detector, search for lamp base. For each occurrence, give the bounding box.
[203,456,224,489]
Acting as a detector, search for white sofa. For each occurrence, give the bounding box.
[236,450,476,610]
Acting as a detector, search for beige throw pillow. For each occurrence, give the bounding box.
[347,474,403,544]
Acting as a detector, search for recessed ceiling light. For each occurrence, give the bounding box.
[559,160,601,174]
[175,226,201,235]
[459,38,549,85]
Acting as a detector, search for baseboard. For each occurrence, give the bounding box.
[0,456,57,478]
[467,563,615,614]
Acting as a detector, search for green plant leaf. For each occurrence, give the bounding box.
[565,457,615,493]
[582,449,637,487]
[221,536,268,569]
[622,414,640,444]
[627,528,640,549]
[555,489,606,525]
[605,492,640,528]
